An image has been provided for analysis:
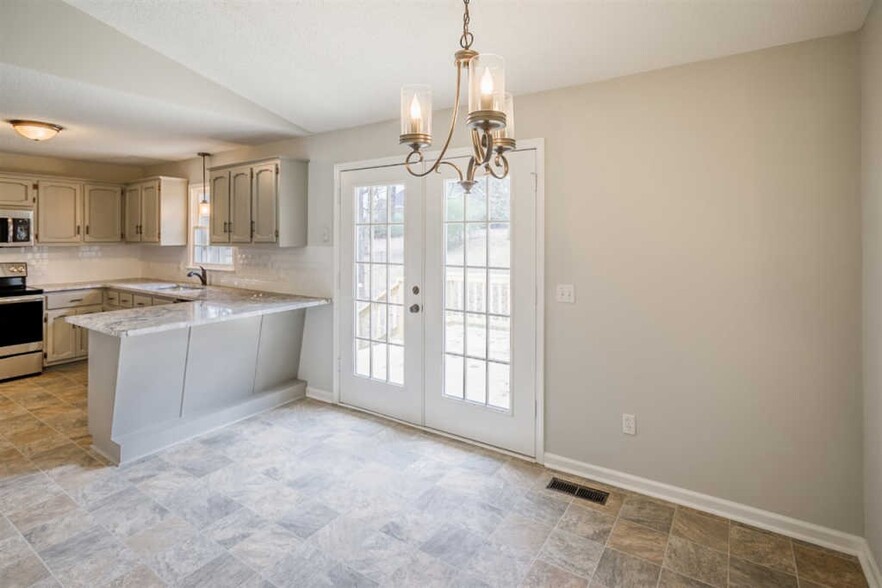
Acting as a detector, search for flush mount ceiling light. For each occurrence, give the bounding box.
[399,0,515,192]
[8,120,64,142]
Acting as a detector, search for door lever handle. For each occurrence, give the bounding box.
[409,304,421,314]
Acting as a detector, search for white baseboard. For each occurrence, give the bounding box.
[306,386,334,403]
[543,453,880,587]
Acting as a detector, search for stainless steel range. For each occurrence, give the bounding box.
[0,263,44,380]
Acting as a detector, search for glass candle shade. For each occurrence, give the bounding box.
[400,85,432,139]
[468,54,505,114]
[493,93,515,140]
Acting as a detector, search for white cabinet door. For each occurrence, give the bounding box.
[0,175,35,206]
[125,185,142,242]
[46,308,78,363]
[75,305,103,357]
[210,170,231,244]
[252,163,277,243]
[140,180,161,243]
[84,184,122,242]
[230,166,252,243]
[37,180,82,244]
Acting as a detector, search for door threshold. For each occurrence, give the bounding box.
[337,400,537,464]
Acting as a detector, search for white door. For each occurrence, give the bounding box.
[424,150,538,456]
[339,167,424,424]
[338,149,539,456]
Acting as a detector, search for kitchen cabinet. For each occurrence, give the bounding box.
[45,290,105,365]
[252,163,278,243]
[209,170,230,244]
[123,177,188,245]
[209,158,306,247]
[84,184,123,242]
[230,166,252,243]
[36,180,82,244]
[46,308,78,363]
[0,175,36,206]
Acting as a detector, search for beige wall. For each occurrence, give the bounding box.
[146,33,859,534]
[0,151,143,183]
[862,0,882,564]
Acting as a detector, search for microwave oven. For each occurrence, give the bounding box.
[0,209,34,247]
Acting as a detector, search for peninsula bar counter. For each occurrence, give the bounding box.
[67,284,330,464]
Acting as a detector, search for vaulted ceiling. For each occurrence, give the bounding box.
[0,0,872,164]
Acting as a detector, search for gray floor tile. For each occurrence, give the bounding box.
[276,499,340,539]
[663,536,728,588]
[592,547,661,587]
[420,523,487,568]
[230,524,302,572]
[537,528,605,579]
[619,495,676,534]
[180,552,256,588]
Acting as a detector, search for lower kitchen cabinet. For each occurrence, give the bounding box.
[45,303,103,365]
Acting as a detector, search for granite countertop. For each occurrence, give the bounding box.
[52,279,331,337]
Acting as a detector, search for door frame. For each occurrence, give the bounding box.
[332,138,546,462]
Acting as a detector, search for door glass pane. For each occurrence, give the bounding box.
[388,265,404,304]
[353,184,406,386]
[443,177,512,410]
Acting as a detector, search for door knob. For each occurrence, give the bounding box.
[409,304,421,313]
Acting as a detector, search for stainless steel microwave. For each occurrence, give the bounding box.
[0,209,34,247]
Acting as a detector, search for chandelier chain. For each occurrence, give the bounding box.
[460,0,474,49]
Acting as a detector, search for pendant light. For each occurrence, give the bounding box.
[398,0,515,192]
[198,152,211,216]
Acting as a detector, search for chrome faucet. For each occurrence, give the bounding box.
[187,266,208,286]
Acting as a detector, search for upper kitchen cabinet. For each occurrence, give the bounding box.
[209,158,307,247]
[84,184,123,242]
[123,177,187,245]
[0,175,36,207]
[36,179,82,244]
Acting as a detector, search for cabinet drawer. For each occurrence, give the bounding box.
[118,292,133,308]
[46,289,103,310]
[152,297,173,305]
[133,294,152,308]
[104,290,119,305]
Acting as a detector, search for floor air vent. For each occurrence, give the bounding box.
[546,477,610,505]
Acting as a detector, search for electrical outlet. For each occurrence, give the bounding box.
[622,414,636,436]
[556,284,575,304]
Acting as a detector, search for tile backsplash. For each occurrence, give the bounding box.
[0,244,333,297]
[141,245,333,297]
[0,245,142,285]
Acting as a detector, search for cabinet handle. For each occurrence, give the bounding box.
[228,222,233,234]
[85,225,90,235]
[69,298,83,303]
[251,220,255,238]
[76,225,80,235]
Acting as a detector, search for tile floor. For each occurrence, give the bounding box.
[0,362,871,588]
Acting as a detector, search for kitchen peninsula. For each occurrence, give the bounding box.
[65,280,329,464]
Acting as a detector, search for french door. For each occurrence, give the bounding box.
[339,149,538,457]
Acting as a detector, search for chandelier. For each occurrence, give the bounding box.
[399,0,515,192]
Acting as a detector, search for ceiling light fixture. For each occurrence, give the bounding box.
[399,0,514,192]
[8,120,64,142]
[198,152,211,216]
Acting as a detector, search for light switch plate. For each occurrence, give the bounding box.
[556,284,575,304]
[622,414,636,436]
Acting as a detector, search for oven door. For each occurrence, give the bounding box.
[0,210,35,247]
[0,295,44,354]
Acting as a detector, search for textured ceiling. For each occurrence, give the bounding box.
[0,0,873,164]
